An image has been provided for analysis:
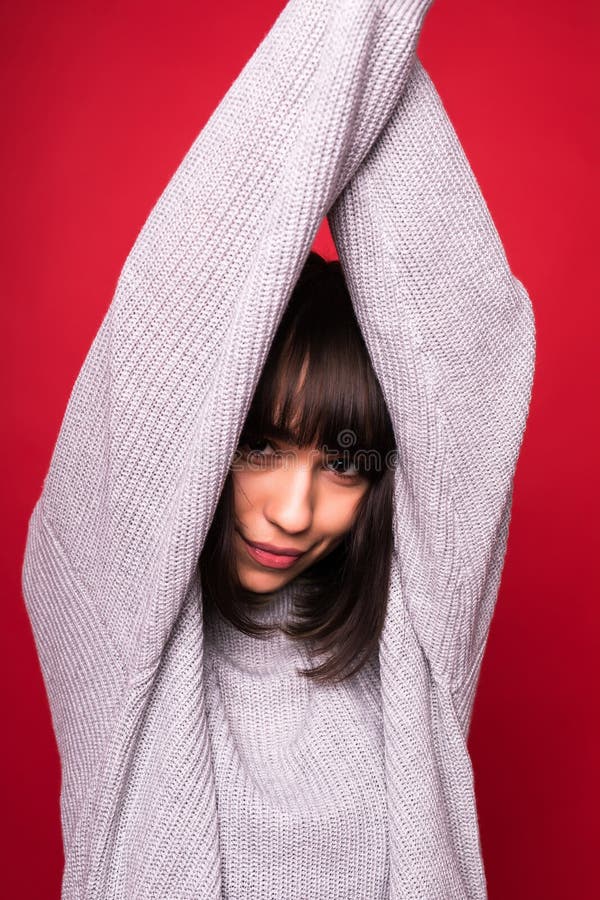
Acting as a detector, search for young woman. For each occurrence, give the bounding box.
[21,1,535,898]
[200,250,397,681]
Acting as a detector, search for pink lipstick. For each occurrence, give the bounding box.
[239,535,306,570]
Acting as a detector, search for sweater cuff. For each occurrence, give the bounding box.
[378,0,435,24]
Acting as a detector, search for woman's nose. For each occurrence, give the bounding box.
[263,458,315,534]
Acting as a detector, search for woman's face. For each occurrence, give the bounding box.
[231,431,370,595]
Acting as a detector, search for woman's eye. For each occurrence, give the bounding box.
[241,438,276,459]
[325,456,360,479]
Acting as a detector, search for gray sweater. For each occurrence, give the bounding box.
[203,580,389,897]
[20,0,536,897]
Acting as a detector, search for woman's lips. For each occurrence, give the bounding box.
[240,534,306,570]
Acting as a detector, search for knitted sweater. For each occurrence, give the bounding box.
[20,0,536,897]
[202,580,389,898]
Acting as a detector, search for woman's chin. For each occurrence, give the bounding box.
[236,559,298,595]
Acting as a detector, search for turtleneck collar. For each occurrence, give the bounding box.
[203,577,313,676]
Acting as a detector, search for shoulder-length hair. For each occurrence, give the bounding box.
[199,251,397,684]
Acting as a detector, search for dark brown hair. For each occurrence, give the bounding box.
[199,250,397,684]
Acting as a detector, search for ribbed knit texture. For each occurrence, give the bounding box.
[20,0,536,897]
[203,581,389,897]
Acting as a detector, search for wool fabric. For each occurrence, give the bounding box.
[21,0,536,897]
[202,580,389,898]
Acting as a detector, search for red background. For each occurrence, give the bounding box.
[3,0,598,896]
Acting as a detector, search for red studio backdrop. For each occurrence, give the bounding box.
[2,1,598,897]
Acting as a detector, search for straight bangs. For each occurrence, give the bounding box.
[239,255,396,483]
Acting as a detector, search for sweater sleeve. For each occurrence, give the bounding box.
[22,0,435,685]
[328,57,536,713]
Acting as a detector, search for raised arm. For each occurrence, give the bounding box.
[22,0,435,682]
[329,57,536,725]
